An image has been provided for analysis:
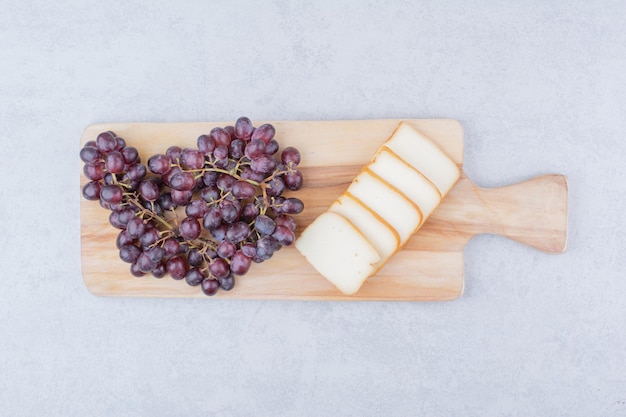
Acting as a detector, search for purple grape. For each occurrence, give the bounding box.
[224,125,235,140]
[201,185,221,204]
[186,268,207,286]
[181,148,205,170]
[255,236,274,261]
[210,127,232,147]
[122,146,139,164]
[203,208,223,230]
[203,206,225,229]
[162,237,180,258]
[139,227,160,248]
[115,137,126,150]
[152,263,166,278]
[230,251,251,275]
[271,225,295,246]
[119,245,141,263]
[218,274,235,291]
[232,181,256,199]
[254,215,276,236]
[201,278,219,296]
[244,139,266,160]
[265,139,279,155]
[216,174,236,192]
[82,181,101,200]
[158,192,176,210]
[139,179,160,201]
[100,184,123,204]
[251,155,277,174]
[171,190,193,206]
[282,198,304,214]
[130,262,145,277]
[117,230,134,249]
[118,208,137,227]
[268,236,282,252]
[187,248,204,266]
[266,176,285,197]
[250,123,275,144]
[137,252,158,273]
[167,255,189,280]
[275,214,297,232]
[217,241,236,259]
[213,144,229,162]
[163,238,180,257]
[284,170,303,191]
[80,146,101,163]
[83,162,105,181]
[202,171,219,187]
[209,258,230,279]
[184,199,208,218]
[281,147,301,166]
[242,202,259,222]
[226,221,251,243]
[166,145,182,161]
[241,243,256,258]
[146,246,165,263]
[109,211,125,229]
[211,224,228,241]
[127,217,147,239]
[126,163,147,181]
[229,139,245,159]
[96,131,117,152]
[147,154,172,175]
[105,151,125,174]
[197,134,216,155]
[169,171,196,191]
[179,217,201,240]
[235,117,253,141]
[220,200,241,223]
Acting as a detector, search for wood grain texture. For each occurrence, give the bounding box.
[80,119,568,301]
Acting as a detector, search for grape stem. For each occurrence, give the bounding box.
[182,157,294,192]
[127,197,174,231]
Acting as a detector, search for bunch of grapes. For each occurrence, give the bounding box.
[80,117,304,296]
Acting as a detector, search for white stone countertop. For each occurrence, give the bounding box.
[1,1,625,415]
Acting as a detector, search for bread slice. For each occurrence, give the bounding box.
[329,194,399,261]
[345,169,422,244]
[383,122,460,196]
[369,148,441,218]
[295,211,380,295]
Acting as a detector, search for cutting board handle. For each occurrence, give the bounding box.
[458,174,568,253]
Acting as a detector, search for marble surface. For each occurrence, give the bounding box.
[1,1,625,415]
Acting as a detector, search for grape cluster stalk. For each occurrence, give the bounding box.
[80,117,304,296]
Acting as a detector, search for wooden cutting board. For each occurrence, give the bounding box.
[79,119,568,301]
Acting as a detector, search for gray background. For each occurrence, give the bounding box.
[1,0,625,416]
